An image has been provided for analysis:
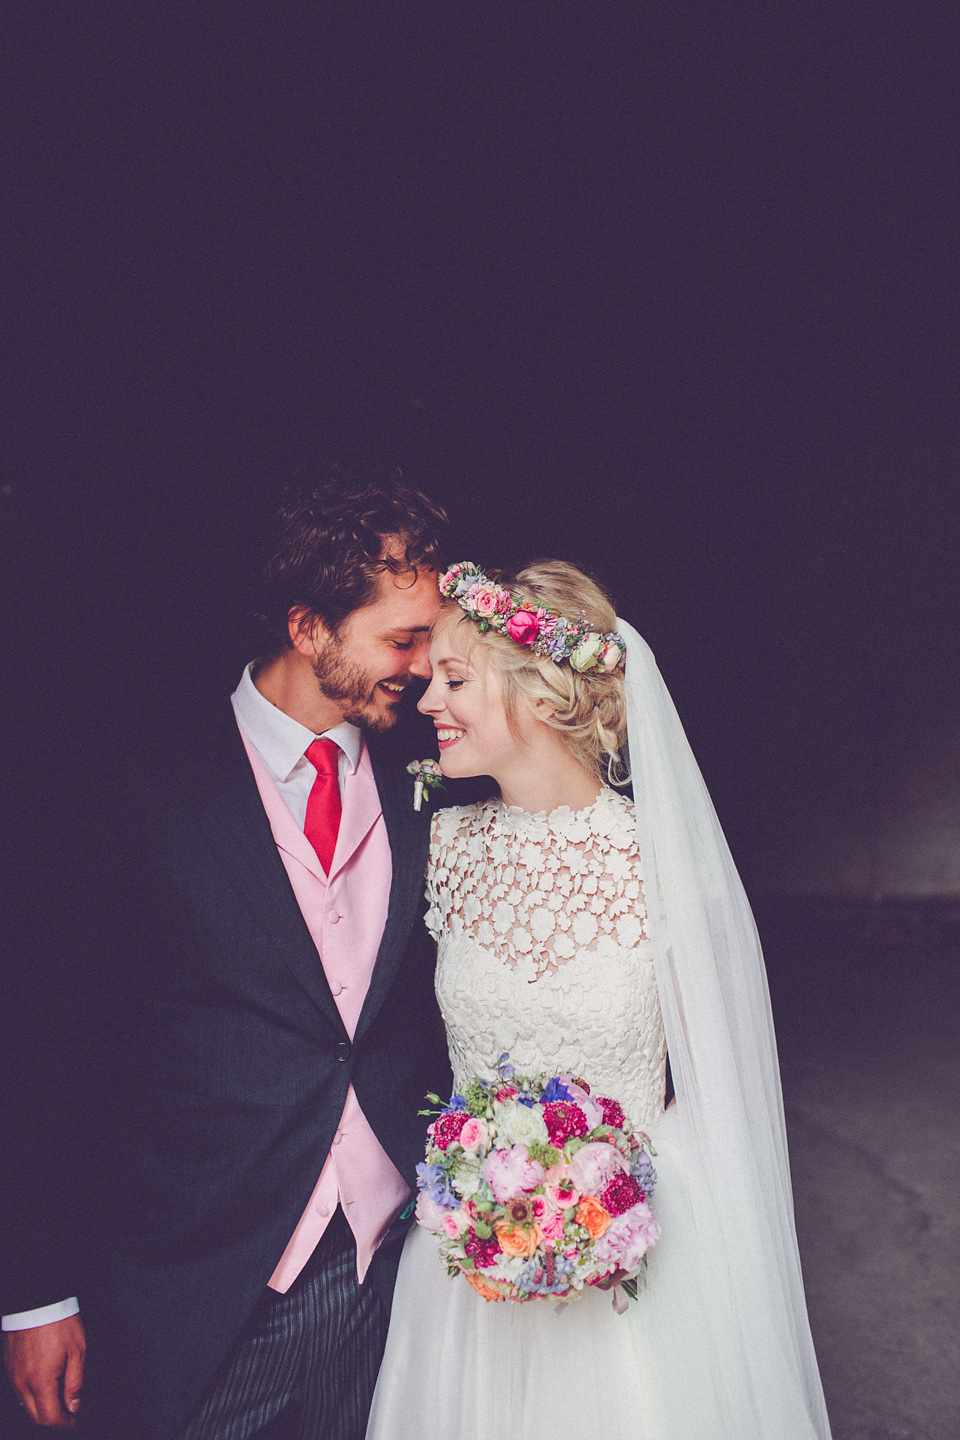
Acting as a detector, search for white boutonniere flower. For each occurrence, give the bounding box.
[406,758,444,811]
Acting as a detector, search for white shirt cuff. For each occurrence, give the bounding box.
[2,1297,80,1331]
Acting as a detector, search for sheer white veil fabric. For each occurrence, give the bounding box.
[617,619,832,1439]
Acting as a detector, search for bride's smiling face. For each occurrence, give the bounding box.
[417,614,530,782]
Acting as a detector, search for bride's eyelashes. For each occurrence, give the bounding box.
[445,679,465,691]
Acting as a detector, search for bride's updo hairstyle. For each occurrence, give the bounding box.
[442,559,629,785]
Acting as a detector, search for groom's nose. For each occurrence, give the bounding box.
[407,635,433,681]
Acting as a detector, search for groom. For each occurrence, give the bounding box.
[3,471,457,1439]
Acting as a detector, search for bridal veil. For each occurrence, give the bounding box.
[619,619,832,1439]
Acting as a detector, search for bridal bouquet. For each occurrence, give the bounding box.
[415,1056,660,1303]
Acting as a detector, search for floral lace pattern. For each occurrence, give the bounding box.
[427,789,648,980]
[427,789,667,1131]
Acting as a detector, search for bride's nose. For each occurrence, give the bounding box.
[417,675,443,715]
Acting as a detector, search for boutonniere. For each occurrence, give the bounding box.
[406,758,444,812]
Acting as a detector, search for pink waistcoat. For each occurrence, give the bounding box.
[240,733,410,1285]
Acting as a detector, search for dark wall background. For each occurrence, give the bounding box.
[4,5,958,899]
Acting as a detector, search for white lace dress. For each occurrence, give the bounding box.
[367,789,685,1440]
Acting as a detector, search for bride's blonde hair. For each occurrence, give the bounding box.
[438,559,629,785]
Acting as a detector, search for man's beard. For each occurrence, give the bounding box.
[311,636,402,736]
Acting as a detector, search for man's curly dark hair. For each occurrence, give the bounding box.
[255,464,448,657]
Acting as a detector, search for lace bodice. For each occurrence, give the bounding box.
[426,789,666,1131]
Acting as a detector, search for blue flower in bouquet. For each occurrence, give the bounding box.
[631,1148,657,1199]
[416,1162,458,1209]
[515,1250,578,1297]
[494,1053,515,1082]
[446,1093,468,1111]
[541,1076,574,1105]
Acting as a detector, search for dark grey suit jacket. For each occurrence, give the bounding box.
[3,701,457,1440]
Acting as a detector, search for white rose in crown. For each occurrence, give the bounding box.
[569,633,604,672]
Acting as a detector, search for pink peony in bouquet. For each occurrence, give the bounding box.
[416,1055,660,1304]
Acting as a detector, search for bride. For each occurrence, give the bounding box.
[366,559,832,1440]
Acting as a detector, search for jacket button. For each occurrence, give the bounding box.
[335,1041,351,1062]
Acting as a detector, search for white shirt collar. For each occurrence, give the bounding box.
[231,662,363,781]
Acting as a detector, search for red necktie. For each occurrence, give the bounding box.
[303,738,342,875]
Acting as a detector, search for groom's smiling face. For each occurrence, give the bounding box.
[307,555,440,734]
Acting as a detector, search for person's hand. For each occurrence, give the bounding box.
[4,1314,86,1427]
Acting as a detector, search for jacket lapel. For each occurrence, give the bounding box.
[354,741,432,1042]
[329,747,383,880]
[250,748,381,887]
[185,710,345,1032]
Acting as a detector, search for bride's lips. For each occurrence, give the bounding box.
[435,726,465,750]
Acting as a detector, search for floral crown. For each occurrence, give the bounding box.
[437,562,626,673]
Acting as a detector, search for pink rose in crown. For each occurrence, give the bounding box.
[505,610,540,646]
[483,1144,545,1203]
[469,584,499,617]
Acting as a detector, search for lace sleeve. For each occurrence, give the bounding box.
[424,806,474,941]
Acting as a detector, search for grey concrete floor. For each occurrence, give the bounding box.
[768,910,960,1440]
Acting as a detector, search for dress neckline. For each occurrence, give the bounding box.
[491,785,627,833]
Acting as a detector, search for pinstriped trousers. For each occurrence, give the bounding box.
[178,1213,405,1440]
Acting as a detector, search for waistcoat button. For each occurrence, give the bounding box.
[335,1041,351,1062]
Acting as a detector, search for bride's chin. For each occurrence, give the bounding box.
[438,751,476,779]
